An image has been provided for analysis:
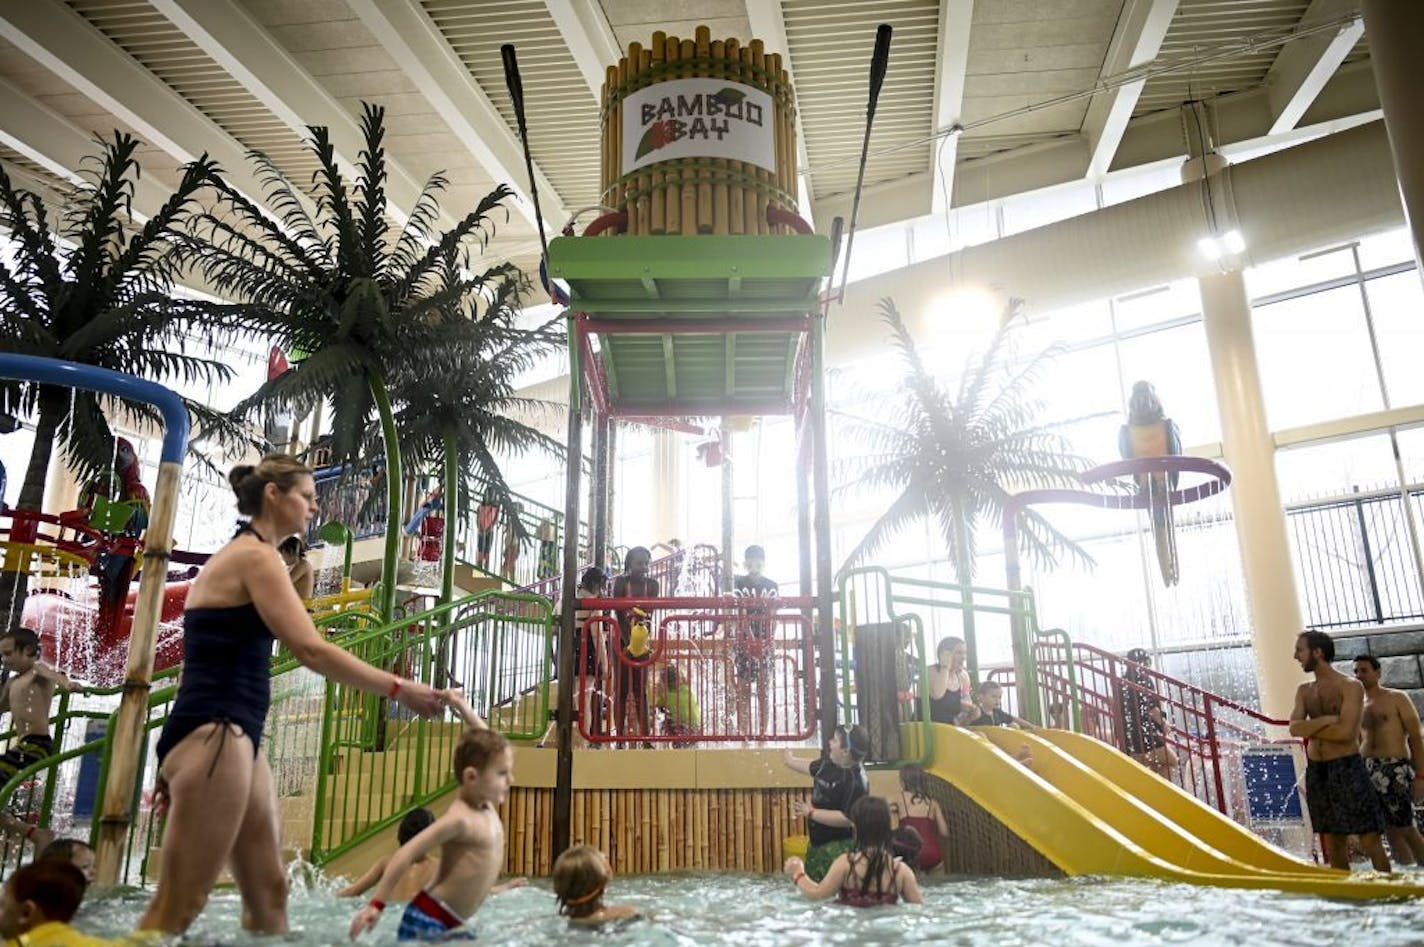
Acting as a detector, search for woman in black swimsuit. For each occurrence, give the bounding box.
[138,455,443,935]
[927,637,971,724]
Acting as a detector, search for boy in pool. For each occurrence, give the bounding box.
[552,845,641,927]
[0,628,73,782]
[0,860,107,946]
[349,691,514,941]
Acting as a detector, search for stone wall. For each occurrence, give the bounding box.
[1330,628,1424,716]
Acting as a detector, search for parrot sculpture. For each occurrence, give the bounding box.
[1118,381,1182,586]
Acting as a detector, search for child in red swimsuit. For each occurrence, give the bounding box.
[892,764,947,872]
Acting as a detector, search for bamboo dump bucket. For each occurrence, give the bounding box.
[600,25,800,236]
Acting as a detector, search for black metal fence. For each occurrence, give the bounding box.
[1287,486,1424,629]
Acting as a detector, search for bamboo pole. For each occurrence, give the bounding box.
[650,31,667,234]
[664,35,682,235]
[95,458,179,886]
[695,26,713,232]
[604,64,619,226]
[711,38,730,235]
[620,48,635,232]
[634,44,653,236]
[679,39,697,234]
[658,789,669,871]
[726,38,745,235]
[750,40,769,236]
[770,52,788,234]
[740,44,762,235]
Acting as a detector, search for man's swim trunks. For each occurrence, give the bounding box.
[1365,756,1418,829]
[0,734,54,780]
[1306,754,1385,835]
[397,890,477,941]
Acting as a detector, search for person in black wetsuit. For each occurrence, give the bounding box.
[138,455,444,936]
[783,724,870,880]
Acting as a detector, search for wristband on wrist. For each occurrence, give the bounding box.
[24,826,34,840]
[369,899,386,913]
[388,678,402,700]
[792,870,806,886]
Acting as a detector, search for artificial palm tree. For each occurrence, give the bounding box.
[389,252,565,605]
[187,103,520,621]
[0,134,253,624]
[837,297,1096,610]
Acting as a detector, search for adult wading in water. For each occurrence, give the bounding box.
[138,455,444,934]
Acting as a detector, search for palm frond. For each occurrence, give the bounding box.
[353,102,389,278]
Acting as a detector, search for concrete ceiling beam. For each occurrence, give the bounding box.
[148,0,438,227]
[0,0,285,218]
[745,0,816,227]
[346,0,569,232]
[929,0,974,214]
[1264,0,1364,135]
[1081,0,1180,180]
[543,0,620,103]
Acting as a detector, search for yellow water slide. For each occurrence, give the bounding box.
[924,724,1424,900]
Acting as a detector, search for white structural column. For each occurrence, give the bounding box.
[1185,151,1305,720]
[1360,0,1424,267]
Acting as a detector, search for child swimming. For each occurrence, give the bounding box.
[0,860,107,946]
[348,691,513,941]
[552,845,640,927]
[339,809,439,902]
[783,796,923,907]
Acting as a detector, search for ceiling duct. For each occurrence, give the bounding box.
[836,119,1402,359]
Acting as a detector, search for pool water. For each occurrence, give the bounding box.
[80,872,1424,946]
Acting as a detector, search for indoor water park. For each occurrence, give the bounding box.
[3,1,1424,944]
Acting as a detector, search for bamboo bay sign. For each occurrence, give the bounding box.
[621,78,777,175]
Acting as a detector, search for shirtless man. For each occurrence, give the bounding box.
[0,628,72,782]
[1288,631,1389,871]
[1353,654,1424,865]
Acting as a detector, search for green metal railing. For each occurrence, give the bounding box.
[836,566,1043,766]
[310,589,552,864]
[0,586,550,884]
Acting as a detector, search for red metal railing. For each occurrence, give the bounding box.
[1030,638,1296,823]
[573,596,819,745]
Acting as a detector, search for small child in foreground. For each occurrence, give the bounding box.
[339,808,439,902]
[552,845,640,927]
[38,837,97,887]
[348,691,516,942]
[0,860,107,946]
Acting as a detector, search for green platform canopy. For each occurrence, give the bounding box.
[548,235,833,415]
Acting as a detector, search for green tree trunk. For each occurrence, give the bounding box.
[950,499,978,681]
[0,389,64,628]
[370,373,402,623]
[440,431,457,606]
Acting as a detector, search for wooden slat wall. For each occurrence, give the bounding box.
[497,786,811,875]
